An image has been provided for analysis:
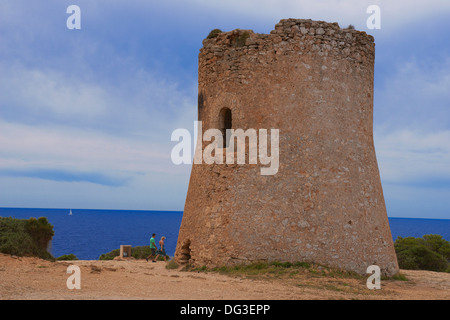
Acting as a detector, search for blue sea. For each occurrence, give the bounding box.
[1,207,449,260]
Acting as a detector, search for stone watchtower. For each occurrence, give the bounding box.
[174,19,399,276]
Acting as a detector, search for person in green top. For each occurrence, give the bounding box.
[146,233,157,262]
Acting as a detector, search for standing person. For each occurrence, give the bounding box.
[146,233,157,262]
[154,236,167,262]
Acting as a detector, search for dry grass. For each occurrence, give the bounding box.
[186,261,409,298]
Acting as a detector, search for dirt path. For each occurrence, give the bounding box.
[0,254,449,300]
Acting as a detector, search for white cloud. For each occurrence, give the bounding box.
[0,65,108,118]
[188,0,450,31]
[374,56,450,130]
[0,61,197,132]
[372,53,450,193]
[0,173,189,211]
[0,1,200,209]
[0,120,192,209]
[375,128,450,185]
[0,120,189,176]
[374,126,450,218]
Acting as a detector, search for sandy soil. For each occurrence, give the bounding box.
[0,253,449,300]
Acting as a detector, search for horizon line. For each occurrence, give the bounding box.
[0,207,448,220]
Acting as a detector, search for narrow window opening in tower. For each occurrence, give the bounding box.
[219,108,232,148]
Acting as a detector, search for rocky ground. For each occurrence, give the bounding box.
[0,253,449,300]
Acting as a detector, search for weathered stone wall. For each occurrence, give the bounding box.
[174,19,399,276]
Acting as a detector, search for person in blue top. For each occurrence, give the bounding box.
[146,233,157,262]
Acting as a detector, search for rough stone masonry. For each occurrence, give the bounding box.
[174,19,399,276]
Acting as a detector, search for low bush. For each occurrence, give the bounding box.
[56,254,78,261]
[0,216,54,260]
[98,245,169,261]
[394,234,450,272]
[206,29,223,39]
[98,248,120,260]
[235,31,250,47]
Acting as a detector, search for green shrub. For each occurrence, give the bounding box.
[131,246,152,259]
[422,234,450,260]
[293,261,311,269]
[207,28,223,39]
[0,216,54,260]
[390,273,408,281]
[394,235,450,272]
[99,248,120,260]
[235,31,250,47]
[56,254,78,261]
[25,217,54,249]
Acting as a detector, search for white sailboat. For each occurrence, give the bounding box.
[69,209,72,215]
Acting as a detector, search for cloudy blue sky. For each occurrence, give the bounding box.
[0,0,449,219]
